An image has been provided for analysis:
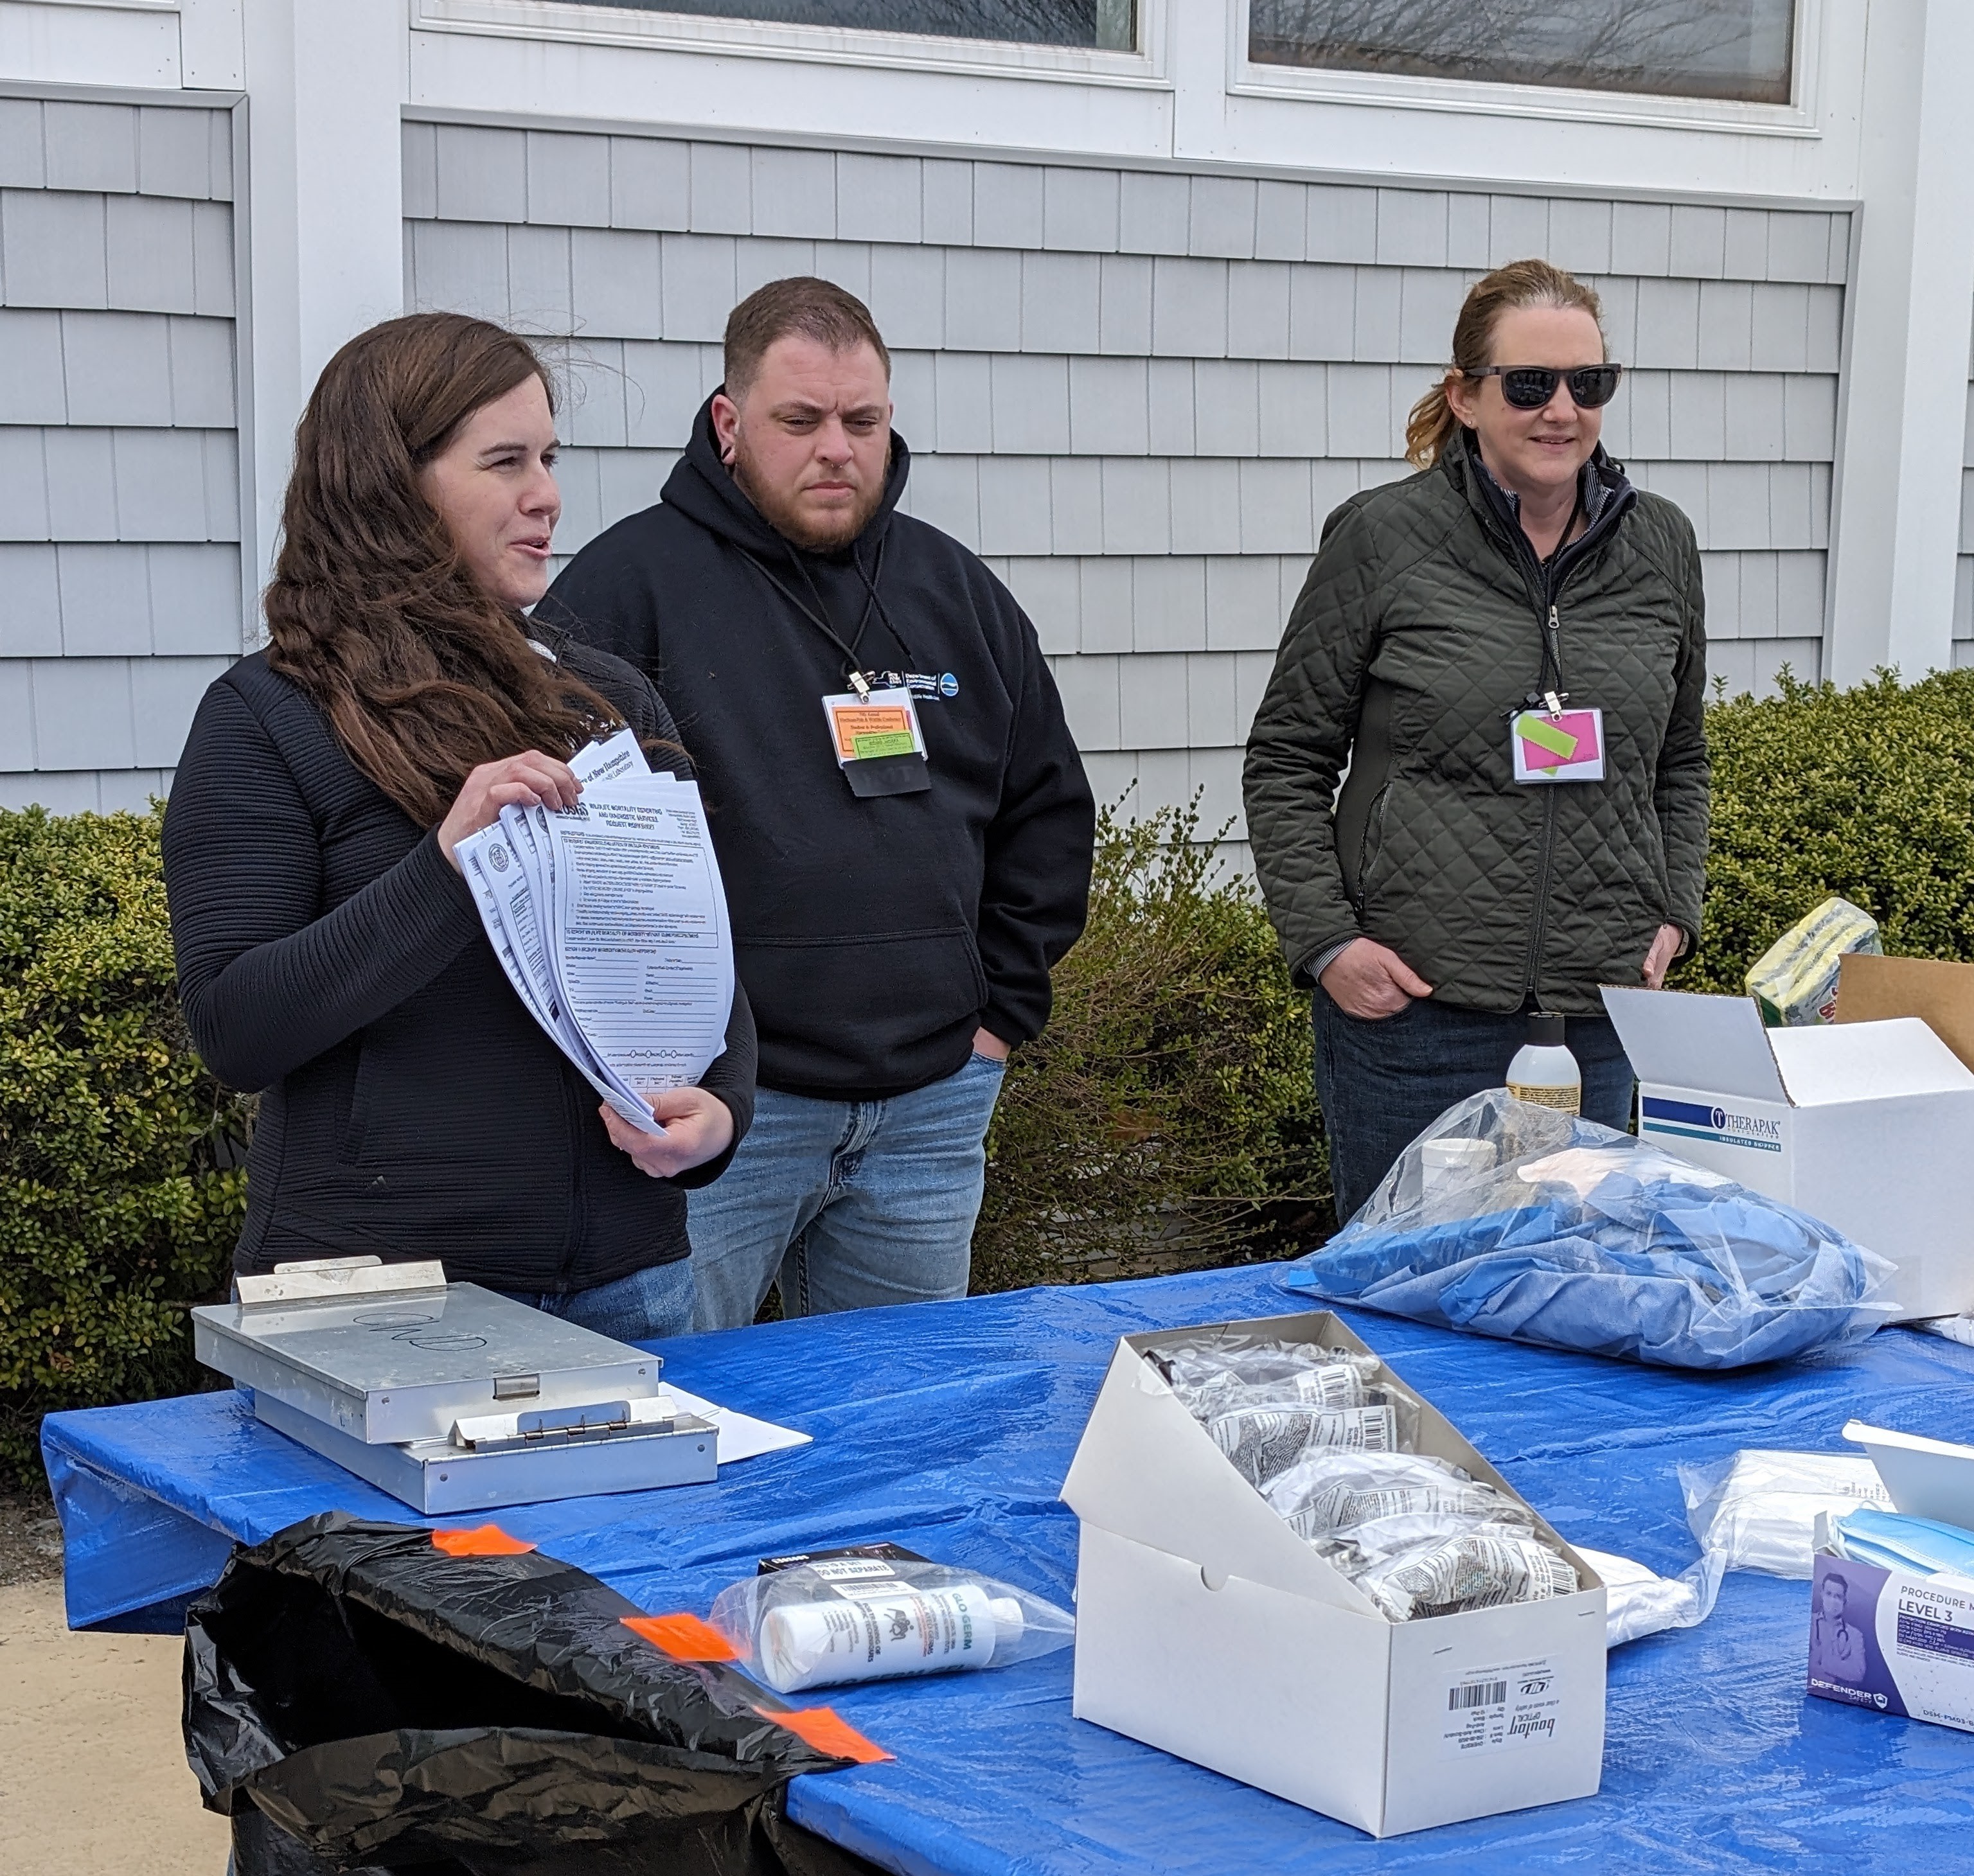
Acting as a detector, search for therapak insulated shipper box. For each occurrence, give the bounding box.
[1059,1313,1607,1839]
[1601,987,1974,1320]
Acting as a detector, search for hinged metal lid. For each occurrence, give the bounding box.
[235,1255,446,1309]
[193,1263,666,1446]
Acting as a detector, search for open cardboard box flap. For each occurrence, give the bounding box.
[1060,1328,1373,1613]
[1603,987,1974,1106]
[1601,987,1784,1101]
[1844,1420,1974,1530]
[1838,953,1974,1075]
[1060,1313,1599,1618]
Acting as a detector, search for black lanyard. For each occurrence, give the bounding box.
[738,533,916,687]
[1538,487,1586,581]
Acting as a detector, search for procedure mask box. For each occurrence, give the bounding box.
[1806,1551,1974,1734]
[1059,1313,1607,1839]
[1601,987,1974,1320]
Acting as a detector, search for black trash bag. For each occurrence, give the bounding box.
[184,1512,884,1876]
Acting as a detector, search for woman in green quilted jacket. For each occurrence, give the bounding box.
[1243,258,1708,1221]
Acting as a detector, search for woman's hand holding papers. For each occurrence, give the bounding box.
[601,1088,736,1179]
[437,754,582,871]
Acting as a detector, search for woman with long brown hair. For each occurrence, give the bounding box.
[162,312,752,1337]
[1245,259,1708,1221]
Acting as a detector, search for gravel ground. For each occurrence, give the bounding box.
[0,1491,64,1588]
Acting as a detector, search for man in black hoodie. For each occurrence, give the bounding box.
[538,277,1093,1329]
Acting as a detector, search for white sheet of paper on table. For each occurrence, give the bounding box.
[667,1386,811,1464]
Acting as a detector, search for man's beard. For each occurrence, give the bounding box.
[729,440,885,554]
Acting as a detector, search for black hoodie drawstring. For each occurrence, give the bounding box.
[848,536,919,671]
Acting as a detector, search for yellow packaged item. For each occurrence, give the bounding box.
[1745,897,1881,1027]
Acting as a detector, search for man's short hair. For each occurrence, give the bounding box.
[723,277,891,400]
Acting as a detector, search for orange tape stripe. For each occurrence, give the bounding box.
[431,1525,535,1557]
[760,1704,893,1764]
[622,1611,741,1663]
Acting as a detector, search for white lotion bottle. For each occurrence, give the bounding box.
[756,1579,1020,1694]
[1506,1012,1581,1114]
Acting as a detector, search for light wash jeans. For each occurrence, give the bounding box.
[498,1253,694,1342]
[687,1052,1007,1330]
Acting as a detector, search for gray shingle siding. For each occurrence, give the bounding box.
[407,119,1847,836]
[0,94,240,814]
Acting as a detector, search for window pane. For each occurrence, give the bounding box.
[1250,0,1794,105]
[564,0,1137,51]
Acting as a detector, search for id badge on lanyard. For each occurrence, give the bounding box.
[821,684,932,798]
[1511,705,1606,783]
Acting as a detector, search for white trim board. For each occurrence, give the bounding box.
[413,0,1170,89]
[0,73,239,102]
[1226,0,1824,142]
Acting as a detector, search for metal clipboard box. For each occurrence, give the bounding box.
[191,1257,717,1514]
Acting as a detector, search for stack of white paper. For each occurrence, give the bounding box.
[454,730,736,1136]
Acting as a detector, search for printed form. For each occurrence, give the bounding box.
[454,732,733,1136]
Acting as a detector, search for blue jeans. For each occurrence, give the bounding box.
[687,1052,1008,1330]
[1314,989,1637,1224]
[499,1254,693,1343]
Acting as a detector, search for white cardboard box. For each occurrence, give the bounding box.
[1060,1313,1608,1839]
[1601,987,1974,1320]
[1842,1420,1974,1529]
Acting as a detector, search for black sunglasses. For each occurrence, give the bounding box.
[1464,364,1624,410]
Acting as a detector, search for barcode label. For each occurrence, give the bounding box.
[1441,1657,1564,1758]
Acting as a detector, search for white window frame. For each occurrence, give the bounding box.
[1228,0,1822,139]
[412,0,1171,89]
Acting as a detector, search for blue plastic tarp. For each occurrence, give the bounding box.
[40,1262,1974,1875]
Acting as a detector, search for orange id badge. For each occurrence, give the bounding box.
[821,687,931,797]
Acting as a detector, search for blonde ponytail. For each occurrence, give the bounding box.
[1405,382,1460,470]
[1405,258,1607,471]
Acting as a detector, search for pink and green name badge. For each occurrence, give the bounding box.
[1511,707,1606,784]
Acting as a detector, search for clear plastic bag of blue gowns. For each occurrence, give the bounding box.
[1281,1090,1895,1370]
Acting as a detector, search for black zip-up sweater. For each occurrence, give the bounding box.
[163,639,756,1289]
[537,396,1095,1100]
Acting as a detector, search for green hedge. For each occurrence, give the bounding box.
[10,664,1974,1474]
[972,801,1328,1293]
[1675,667,1974,993]
[0,806,250,1483]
